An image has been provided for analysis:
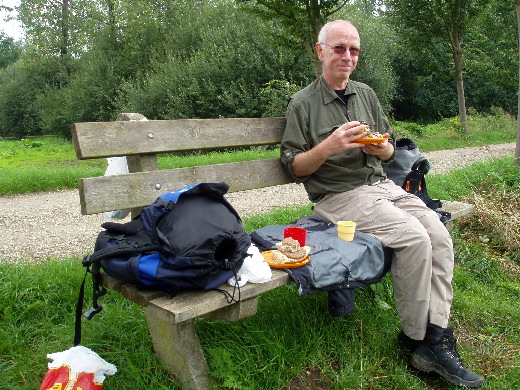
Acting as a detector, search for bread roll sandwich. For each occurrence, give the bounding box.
[271,237,310,264]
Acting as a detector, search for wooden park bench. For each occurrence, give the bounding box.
[71,113,476,390]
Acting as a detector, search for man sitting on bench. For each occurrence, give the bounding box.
[280,19,483,388]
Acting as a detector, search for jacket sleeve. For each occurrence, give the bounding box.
[280,99,312,183]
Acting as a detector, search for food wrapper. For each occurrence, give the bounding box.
[38,346,117,390]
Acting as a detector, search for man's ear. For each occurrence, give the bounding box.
[315,42,324,61]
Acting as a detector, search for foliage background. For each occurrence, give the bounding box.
[0,0,517,139]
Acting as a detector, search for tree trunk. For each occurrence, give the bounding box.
[107,0,117,47]
[453,36,468,133]
[308,2,324,76]
[306,41,323,76]
[515,0,520,165]
[61,0,69,57]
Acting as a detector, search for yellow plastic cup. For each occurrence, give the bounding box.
[337,221,356,242]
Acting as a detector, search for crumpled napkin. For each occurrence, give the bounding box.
[228,243,272,287]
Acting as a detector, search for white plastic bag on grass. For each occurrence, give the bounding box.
[228,243,272,287]
[38,346,117,390]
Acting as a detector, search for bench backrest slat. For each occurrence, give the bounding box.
[79,159,292,215]
[72,117,286,159]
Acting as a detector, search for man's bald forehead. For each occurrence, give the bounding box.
[318,20,359,44]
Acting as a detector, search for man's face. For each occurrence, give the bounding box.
[317,22,361,87]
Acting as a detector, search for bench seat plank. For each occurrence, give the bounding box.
[100,269,292,322]
[146,269,291,324]
[437,200,476,220]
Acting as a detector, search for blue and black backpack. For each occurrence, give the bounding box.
[75,182,250,345]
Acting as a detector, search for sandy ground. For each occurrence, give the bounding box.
[0,143,516,262]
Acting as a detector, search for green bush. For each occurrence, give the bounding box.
[0,57,74,138]
[259,80,302,117]
[118,4,312,120]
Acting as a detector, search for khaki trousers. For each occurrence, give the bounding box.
[314,180,454,340]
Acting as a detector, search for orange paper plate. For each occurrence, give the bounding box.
[261,250,310,269]
[356,137,386,144]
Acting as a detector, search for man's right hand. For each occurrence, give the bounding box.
[290,121,369,178]
[323,121,371,155]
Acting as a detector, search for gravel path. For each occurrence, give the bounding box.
[0,143,516,262]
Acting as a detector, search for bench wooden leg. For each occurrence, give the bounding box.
[145,307,210,390]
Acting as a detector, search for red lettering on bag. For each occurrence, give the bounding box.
[39,366,102,390]
[39,365,71,390]
[72,372,103,389]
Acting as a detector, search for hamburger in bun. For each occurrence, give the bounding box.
[358,121,385,139]
[271,237,310,264]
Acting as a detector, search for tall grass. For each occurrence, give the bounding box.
[391,108,517,151]
[1,158,519,390]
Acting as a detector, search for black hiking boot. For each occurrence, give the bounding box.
[398,331,423,353]
[412,324,484,388]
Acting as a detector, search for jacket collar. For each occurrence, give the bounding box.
[320,75,357,105]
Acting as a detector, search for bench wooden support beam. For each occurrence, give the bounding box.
[144,297,260,390]
[100,270,292,388]
[145,310,210,390]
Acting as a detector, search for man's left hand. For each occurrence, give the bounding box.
[362,134,394,161]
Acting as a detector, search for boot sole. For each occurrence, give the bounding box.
[412,354,484,388]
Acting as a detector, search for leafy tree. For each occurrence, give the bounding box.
[34,0,189,137]
[463,2,517,115]
[0,33,22,68]
[233,1,397,111]
[345,8,398,113]
[0,57,71,138]
[236,0,351,75]
[17,0,103,57]
[118,0,313,120]
[387,0,487,132]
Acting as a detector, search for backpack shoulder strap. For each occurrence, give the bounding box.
[82,241,160,266]
[410,156,430,175]
[75,223,160,346]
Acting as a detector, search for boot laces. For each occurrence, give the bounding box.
[441,334,464,368]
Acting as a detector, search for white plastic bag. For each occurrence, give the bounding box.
[103,157,131,219]
[38,346,117,390]
[228,243,272,287]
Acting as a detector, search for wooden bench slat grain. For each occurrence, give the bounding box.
[72,117,286,159]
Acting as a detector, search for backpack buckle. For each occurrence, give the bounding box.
[84,305,103,320]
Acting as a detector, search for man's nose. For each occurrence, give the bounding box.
[341,49,353,60]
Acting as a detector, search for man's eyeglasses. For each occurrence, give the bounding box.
[321,43,362,57]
